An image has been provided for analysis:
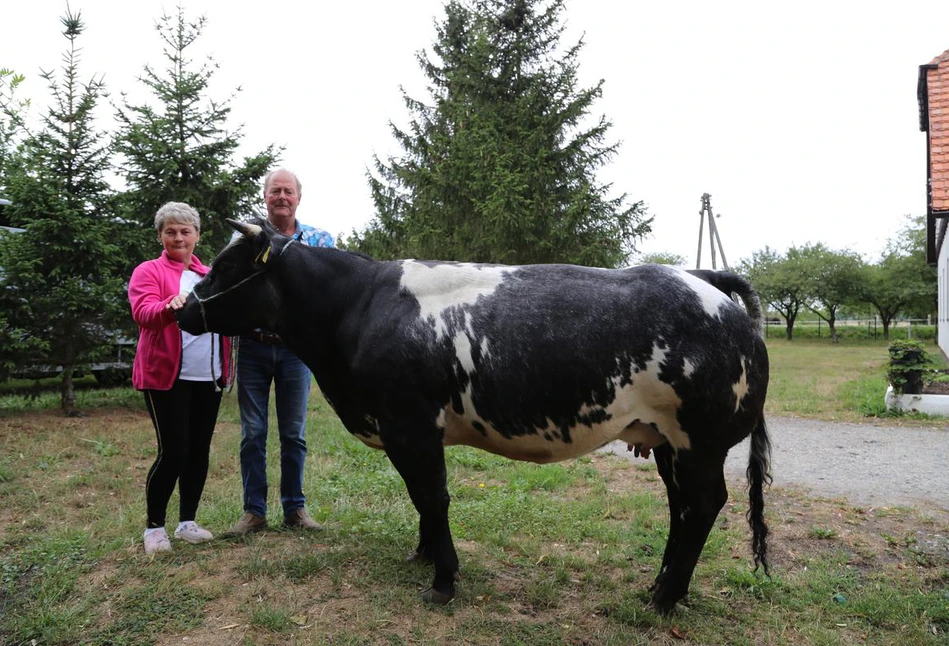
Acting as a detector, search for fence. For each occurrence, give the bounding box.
[763,318,935,341]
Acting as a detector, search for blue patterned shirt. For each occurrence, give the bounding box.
[245,220,335,342]
[294,221,335,249]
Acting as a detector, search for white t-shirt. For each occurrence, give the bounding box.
[178,270,222,382]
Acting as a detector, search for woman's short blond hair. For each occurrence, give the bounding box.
[154,202,201,233]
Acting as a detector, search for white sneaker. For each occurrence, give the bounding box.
[174,521,214,544]
[144,528,172,555]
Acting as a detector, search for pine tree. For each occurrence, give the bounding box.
[0,10,126,413]
[114,6,278,259]
[352,0,650,266]
[0,67,44,381]
[0,68,28,195]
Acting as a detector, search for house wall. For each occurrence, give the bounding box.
[925,50,949,356]
[941,237,949,353]
[929,53,949,213]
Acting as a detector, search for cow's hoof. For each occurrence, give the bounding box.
[421,587,454,605]
[648,598,677,615]
[649,587,684,615]
[406,550,431,564]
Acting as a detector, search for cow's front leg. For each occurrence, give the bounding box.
[380,422,459,604]
[651,448,728,614]
[651,444,683,595]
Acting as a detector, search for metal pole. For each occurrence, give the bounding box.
[696,195,706,269]
[708,213,729,270]
[697,193,729,271]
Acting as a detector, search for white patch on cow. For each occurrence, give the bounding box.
[438,342,691,463]
[619,421,667,453]
[449,312,482,376]
[682,357,696,378]
[670,267,736,320]
[454,331,476,374]
[732,356,749,412]
[481,336,493,362]
[353,415,384,450]
[613,343,691,452]
[400,261,508,338]
[356,434,385,450]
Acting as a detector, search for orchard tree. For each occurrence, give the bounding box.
[0,10,126,413]
[861,262,905,339]
[114,6,278,262]
[352,0,650,266]
[797,243,865,343]
[886,214,936,318]
[636,251,687,266]
[740,246,808,340]
[862,215,936,338]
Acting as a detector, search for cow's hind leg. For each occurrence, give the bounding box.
[407,515,434,564]
[380,424,459,604]
[651,444,728,614]
[651,444,683,594]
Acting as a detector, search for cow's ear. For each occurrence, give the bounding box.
[226,218,263,238]
[255,235,290,266]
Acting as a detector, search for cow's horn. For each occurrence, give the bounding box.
[226,218,263,237]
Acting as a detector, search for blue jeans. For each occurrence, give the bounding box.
[237,338,311,517]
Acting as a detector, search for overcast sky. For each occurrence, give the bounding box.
[6,1,949,267]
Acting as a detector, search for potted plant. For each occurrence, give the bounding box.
[886,339,932,395]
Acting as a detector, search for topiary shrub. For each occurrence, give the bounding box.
[886,339,932,395]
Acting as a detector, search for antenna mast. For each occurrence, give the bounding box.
[696,193,729,270]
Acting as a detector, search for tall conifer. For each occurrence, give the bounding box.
[353,0,650,266]
[1,10,125,413]
[114,7,278,258]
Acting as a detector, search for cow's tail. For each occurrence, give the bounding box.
[686,269,764,333]
[688,269,770,569]
[746,415,772,575]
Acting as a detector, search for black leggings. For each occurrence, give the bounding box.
[143,380,223,528]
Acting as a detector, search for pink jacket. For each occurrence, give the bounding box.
[128,250,232,391]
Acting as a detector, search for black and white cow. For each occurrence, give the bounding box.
[177,218,772,614]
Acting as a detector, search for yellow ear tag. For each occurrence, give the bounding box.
[261,246,272,263]
[256,246,272,264]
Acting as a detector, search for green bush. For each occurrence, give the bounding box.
[886,339,933,394]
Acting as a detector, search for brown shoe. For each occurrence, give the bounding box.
[224,512,267,537]
[283,508,322,530]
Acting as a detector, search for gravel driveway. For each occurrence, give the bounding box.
[604,416,949,514]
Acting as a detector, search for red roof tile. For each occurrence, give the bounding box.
[926,52,949,210]
[930,48,949,65]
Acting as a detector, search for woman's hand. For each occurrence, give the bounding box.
[166,293,188,311]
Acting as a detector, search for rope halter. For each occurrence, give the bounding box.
[191,237,295,334]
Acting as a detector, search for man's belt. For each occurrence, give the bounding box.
[246,330,283,345]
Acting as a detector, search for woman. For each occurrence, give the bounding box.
[128,202,231,555]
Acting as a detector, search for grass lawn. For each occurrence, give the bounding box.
[0,338,947,645]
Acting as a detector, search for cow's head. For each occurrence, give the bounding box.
[176,217,289,336]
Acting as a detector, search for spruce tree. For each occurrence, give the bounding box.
[0,67,43,381]
[0,68,28,196]
[0,10,126,413]
[114,6,278,259]
[352,0,650,266]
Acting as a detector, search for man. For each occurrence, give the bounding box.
[227,168,334,535]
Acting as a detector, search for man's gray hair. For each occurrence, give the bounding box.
[154,202,201,233]
[263,168,303,197]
